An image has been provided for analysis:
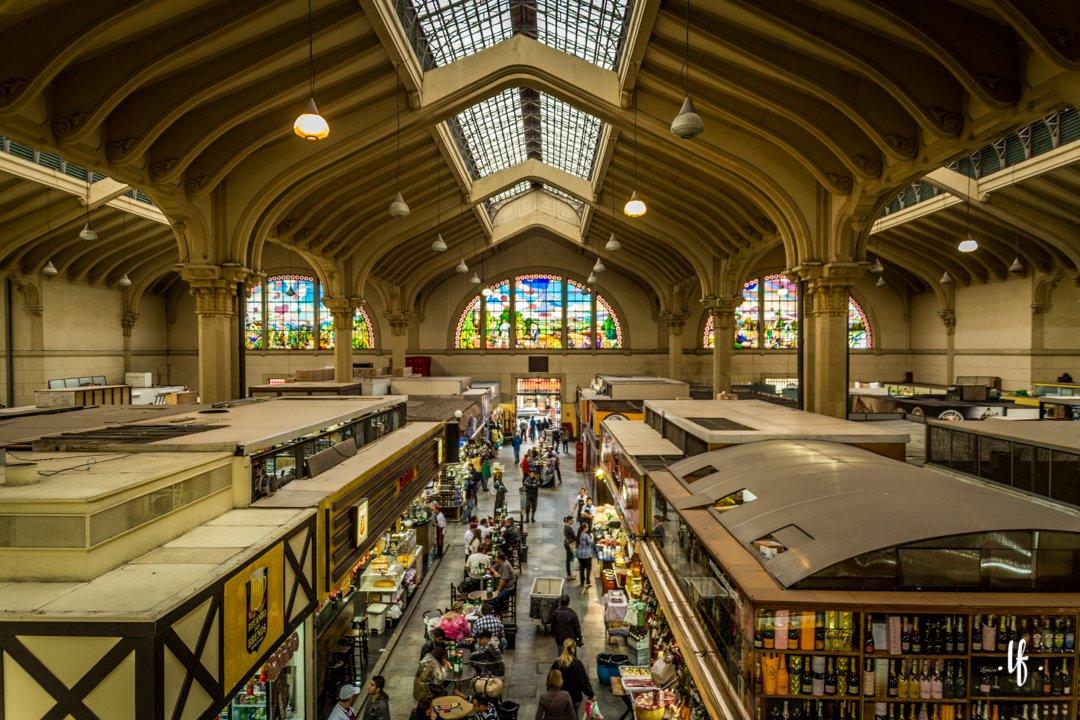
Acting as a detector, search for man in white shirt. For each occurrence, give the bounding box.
[433,504,446,558]
[328,683,360,720]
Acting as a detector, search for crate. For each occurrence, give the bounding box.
[528,576,565,619]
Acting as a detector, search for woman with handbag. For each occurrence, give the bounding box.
[575,522,597,594]
[535,669,576,720]
[551,640,594,719]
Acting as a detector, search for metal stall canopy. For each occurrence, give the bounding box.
[663,440,1080,592]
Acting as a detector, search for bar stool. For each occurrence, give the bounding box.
[332,643,355,683]
[324,660,350,702]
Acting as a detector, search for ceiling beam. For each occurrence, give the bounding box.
[469,159,594,205]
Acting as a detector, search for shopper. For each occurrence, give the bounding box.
[576,522,596,592]
[535,669,576,720]
[562,515,576,580]
[419,627,447,661]
[493,472,507,512]
[580,497,596,524]
[573,488,587,523]
[550,594,583,653]
[549,448,561,485]
[511,432,522,463]
[489,549,517,611]
[551,640,594,720]
[409,697,435,720]
[433,504,446,558]
[561,428,570,454]
[414,645,450,705]
[480,452,492,492]
[528,416,537,442]
[523,470,541,522]
[330,684,361,720]
[464,481,478,527]
[363,676,390,720]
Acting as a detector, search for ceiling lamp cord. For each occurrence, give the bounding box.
[293,0,330,140]
[43,188,58,277]
[117,210,131,287]
[606,142,621,251]
[670,0,703,139]
[624,89,646,217]
[432,156,446,252]
[389,68,410,217]
[1009,235,1023,274]
[869,234,884,274]
[957,176,978,253]
[79,172,97,241]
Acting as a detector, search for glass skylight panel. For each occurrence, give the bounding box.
[453,88,528,177]
[401,0,631,70]
[540,93,602,179]
[488,181,533,205]
[542,185,585,214]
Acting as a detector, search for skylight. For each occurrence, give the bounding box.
[400,0,632,70]
[486,182,586,216]
[450,88,602,181]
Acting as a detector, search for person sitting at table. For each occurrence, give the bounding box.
[466,540,493,580]
[420,627,448,661]
[478,517,493,541]
[414,645,451,708]
[469,629,505,677]
[535,669,576,720]
[463,521,479,556]
[409,697,436,720]
[438,603,471,643]
[471,602,505,650]
[487,550,516,611]
[497,518,520,550]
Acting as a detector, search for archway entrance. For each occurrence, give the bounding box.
[515,377,561,421]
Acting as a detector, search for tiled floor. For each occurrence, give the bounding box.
[379,441,626,719]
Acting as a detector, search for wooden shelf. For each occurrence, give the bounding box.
[970,653,1075,659]
[755,648,862,657]
[968,696,1072,701]
[861,698,969,704]
[867,653,969,660]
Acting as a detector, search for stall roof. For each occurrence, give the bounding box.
[406,397,480,424]
[31,396,405,455]
[596,375,686,386]
[0,508,313,621]
[590,400,643,413]
[252,422,442,509]
[600,418,682,466]
[645,399,910,445]
[0,404,208,446]
[929,418,1080,453]
[661,440,1080,589]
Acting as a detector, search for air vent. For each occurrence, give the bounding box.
[33,423,222,451]
[690,417,754,431]
[633,455,673,470]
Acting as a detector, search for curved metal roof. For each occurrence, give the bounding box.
[665,440,1080,588]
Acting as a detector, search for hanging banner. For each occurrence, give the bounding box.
[223,542,285,690]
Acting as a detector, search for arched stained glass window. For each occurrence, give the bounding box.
[452,274,623,350]
[703,276,872,350]
[244,274,377,351]
[485,281,511,349]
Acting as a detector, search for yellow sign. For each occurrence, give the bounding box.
[223,543,284,690]
[354,498,370,547]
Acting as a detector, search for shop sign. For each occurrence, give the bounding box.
[353,498,370,547]
[397,465,417,492]
[224,543,285,690]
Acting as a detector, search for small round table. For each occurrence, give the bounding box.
[467,590,496,602]
[433,695,474,720]
[445,664,477,696]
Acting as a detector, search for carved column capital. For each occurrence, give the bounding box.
[702,295,742,329]
[662,310,688,335]
[385,311,412,336]
[322,297,357,330]
[180,264,251,317]
[121,311,140,337]
[190,285,237,316]
[937,309,957,335]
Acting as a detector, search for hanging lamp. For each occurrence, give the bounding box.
[1008,236,1023,274]
[293,0,329,140]
[593,257,605,273]
[605,233,621,252]
[957,184,978,253]
[470,272,481,285]
[587,272,598,284]
[116,210,131,287]
[431,157,446,252]
[388,70,410,217]
[79,174,97,241]
[940,271,953,284]
[606,149,622,250]
[431,233,447,253]
[869,258,884,274]
[670,0,704,139]
[42,189,59,277]
[43,261,58,277]
[456,258,469,274]
[875,275,886,288]
[624,93,647,217]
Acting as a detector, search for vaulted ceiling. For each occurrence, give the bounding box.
[0,0,1078,313]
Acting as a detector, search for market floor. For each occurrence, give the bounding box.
[378,440,627,720]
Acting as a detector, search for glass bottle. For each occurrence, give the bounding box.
[815,613,826,651]
[1033,619,1044,653]
[888,660,899,698]
[919,660,931,700]
[824,658,836,696]
[997,616,1008,653]
[931,660,943,700]
[944,617,955,654]
[866,616,875,654]
[1064,617,1074,651]
[778,656,790,695]
[863,659,876,698]
[846,658,859,696]
[1053,618,1064,651]
[912,617,923,654]
[955,614,966,653]
[902,617,912,653]
[973,614,983,652]
[812,656,825,697]
[764,613,776,649]
[897,660,909,699]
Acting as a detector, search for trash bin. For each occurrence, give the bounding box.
[529,577,565,619]
[503,623,518,650]
[497,701,520,720]
[596,653,629,687]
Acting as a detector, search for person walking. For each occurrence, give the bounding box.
[528,416,537,442]
[561,427,570,454]
[551,640,594,720]
[480,452,491,493]
[550,594,583,654]
[329,684,361,720]
[362,676,390,720]
[535,669,576,720]
[523,470,541,523]
[575,522,596,593]
[511,432,522,463]
[562,515,576,580]
[433,505,446,558]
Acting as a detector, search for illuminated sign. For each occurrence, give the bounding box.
[353,498,370,547]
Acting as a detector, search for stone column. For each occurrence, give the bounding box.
[121,311,139,374]
[703,296,741,396]
[322,298,355,382]
[802,266,859,418]
[385,311,411,372]
[663,311,687,382]
[938,309,956,385]
[182,265,247,404]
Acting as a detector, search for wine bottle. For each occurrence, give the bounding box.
[1053,618,1064,650]
[973,615,983,652]
[956,615,966,653]
[998,615,1008,653]
[912,617,923,654]
[783,701,791,720]
[812,656,825,697]
[790,614,801,650]
[825,658,836,696]
[897,660,908,699]
[931,660,943,700]
[888,660,899,698]
[1041,662,1052,696]
[902,617,912,653]
[1064,617,1074,651]
[942,660,955,699]
[866,616,875,654]
[846,658,858,696]
[983,615,997,654]
[765,613,776,649]
[1033,619,1044,653]
[756,615,765,649]
[779,656,790,695]
[802,661,813,695]
[1051,660,1064,696]
[919,660,931,700]
[815,613,826,651]
[863,659,876,698]
[979,666,992,695]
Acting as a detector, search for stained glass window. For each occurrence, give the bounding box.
[516,274,564,349]
[566,280,593,349]
[456,297,482,349]
[848,297,872,349]
[595,295,622,349]
[703,277,873,350]
[244,283,263,350]
[316,283,334,349]
[761,275,798,349]
[266,275,316,350]
[452,274,622,350]
[353,306,375,350]
[485,282,512,349]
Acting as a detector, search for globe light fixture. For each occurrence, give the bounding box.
[623,190,646,218]
[431,233,447,253]
[481,286,493,298]
[456,258,468,273]
[957,234,979,253]
[605,232,621,252]
[43,260,58,277]
[388,191,410,217]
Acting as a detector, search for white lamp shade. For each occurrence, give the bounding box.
[431,233,447,253]
[869,258,884,274]
[957,235,979,253]
[605,233,621,252]
[293,98,329,140]
[623,190,646,217]
[389,191,410,217]
[470,272,481,285]
[670,96,704,139]
[586,272,597,284]
[456,258,469,273]
[940,271,953,284]
[593,258,605,273]
[79,222,97,242]
[875,275,886,288]
[454,410,463,419]
[117,273,132,287]
[1008,257,1024,274]
[42,261,58,277]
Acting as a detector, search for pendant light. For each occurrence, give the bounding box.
[1008,236,1023,274]
[43,261,58,277]
[431,157,446,252]
[587,272,598,284]
[940,270,953,284]
[456,258,468,274]
[593,257,605,273]
[79,173,97,241]
[388,69,410,217]
[117,210,131,287]
[42,189,59,277]
[605,149,622,251]
[670,0,704,139]
[605,233,621,252]
[470,272,481,285]
[624,92,647,217]
[957,185,978,253]
[869,257,884,274]
[293,0,329,141]
[432,233,447,253]
[875,275,886,288]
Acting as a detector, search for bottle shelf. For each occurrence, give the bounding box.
[759,693,863,701]
[757,648,862,657]
[971,653,1075,659]
[969,696,1074,702]
[862,698,970,704]
[868,654,970,660]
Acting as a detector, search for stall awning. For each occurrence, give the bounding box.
[406,396,482,431]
